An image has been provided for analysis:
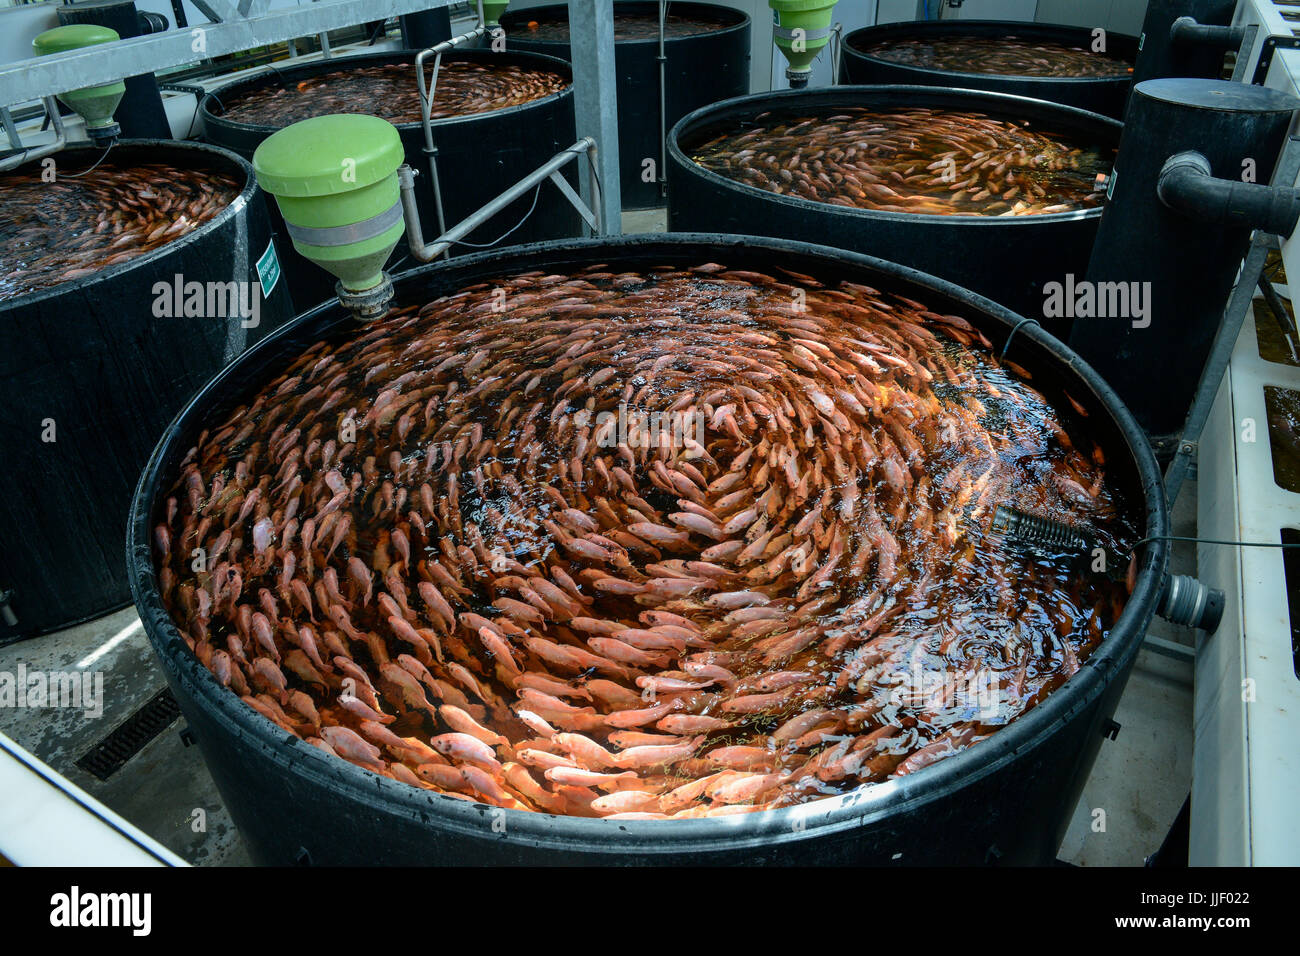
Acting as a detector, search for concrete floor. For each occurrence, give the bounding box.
[1058,478,1198,866]
[621,207,669,234]
[0,608,251,865]
[0,206,1198,865]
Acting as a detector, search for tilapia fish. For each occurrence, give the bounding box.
[690,106,1114,217]
[510,12,732,43]
[0,162,240,302]
[216,60,569,127]
[154,262,1136,819]
[858,35,1134,79]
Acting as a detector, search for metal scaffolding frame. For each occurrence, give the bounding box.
[0,0,623,230]
[0,1,456,104]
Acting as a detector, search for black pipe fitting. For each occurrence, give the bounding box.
[1070,79,1298,445]
[1157,150,1300,237]
[1132,1,1240,85]
[1169,16,1247,50]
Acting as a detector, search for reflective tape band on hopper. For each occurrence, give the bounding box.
[283,199,405,248]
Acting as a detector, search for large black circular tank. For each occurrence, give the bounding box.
[0,140,293,642]
[499,1,750,209]
[667,86,1122,338]
[200,49,581,312]
[840,21,1138,120]
[128,233,1169,866]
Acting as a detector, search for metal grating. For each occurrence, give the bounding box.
[75,689,181,781]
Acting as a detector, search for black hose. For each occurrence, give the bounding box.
[1170,16,1248,50]
[1157,150,1300,236]
[1257,270,1300,360]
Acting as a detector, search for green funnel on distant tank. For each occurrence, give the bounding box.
[33,25,125,144]
[770,0,838,88]
[480,0,510,25]
[254,114,406,315]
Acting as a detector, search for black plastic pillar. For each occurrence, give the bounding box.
[1068,79,1299,455]
[1131,0,1239,86]
[399,8,453,50]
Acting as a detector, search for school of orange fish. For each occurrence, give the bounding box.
[690,106,1112,217]
[153,262,1136,818]
[1,161,240,302]
[511,10,732,43]
[857,34,1134,78]
[214,60,569,128]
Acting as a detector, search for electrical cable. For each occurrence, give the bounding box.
[62,142,115,178]
[1131,534,1300,554]
[999,317,1040,358]
[184,89,220,141]
[995,507,1300,558]
[449,182,542,249]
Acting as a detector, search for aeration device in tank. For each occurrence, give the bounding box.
[770,0,838,88]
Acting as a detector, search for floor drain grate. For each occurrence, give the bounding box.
[76,688,181,781]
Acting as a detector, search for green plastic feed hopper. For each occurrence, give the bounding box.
[770,0,838,86]
[481,0,510,25]
[32,25,125,138]
[253,114,406,294]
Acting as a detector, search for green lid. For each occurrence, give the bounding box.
[769,0,837,11]
[481,0,510,24]
[33,24,121,55]
[253,114,404,198]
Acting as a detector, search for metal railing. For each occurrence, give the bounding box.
[0,96,65,172]
[399,137,602,263]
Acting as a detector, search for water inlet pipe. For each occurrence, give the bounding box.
[399,137,601,263]
[658,0,667,198]
[414,25,491,257]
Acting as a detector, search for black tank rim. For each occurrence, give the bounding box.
[127,232,1169,854]
[842,20,1139,88]
[668,84,1123,229]
[199,49,575,136]
[0,139,257,313]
